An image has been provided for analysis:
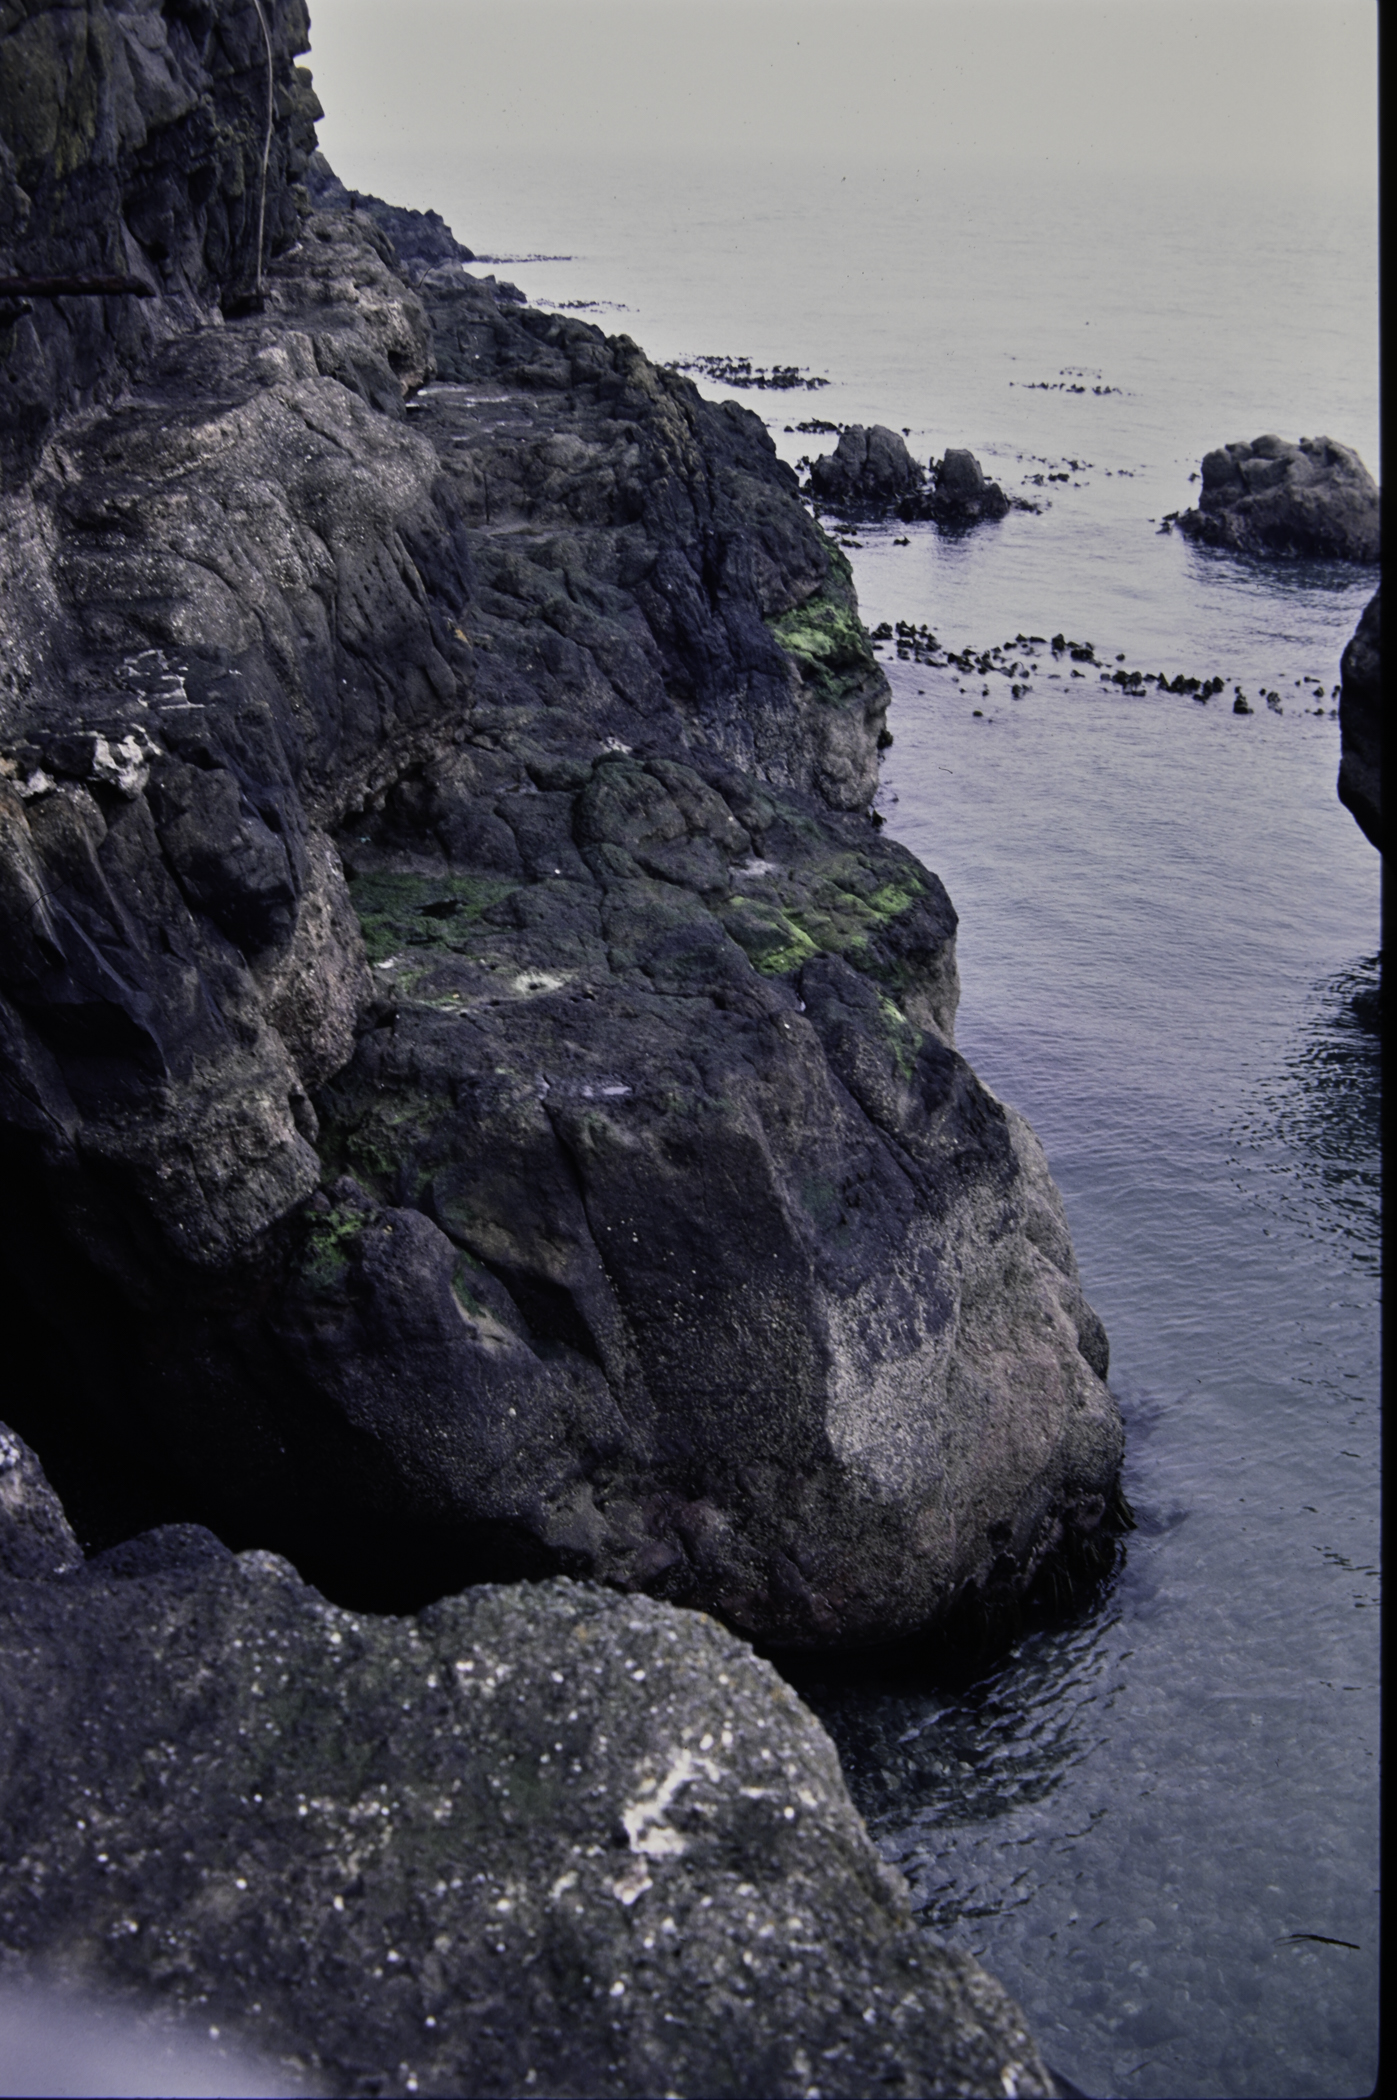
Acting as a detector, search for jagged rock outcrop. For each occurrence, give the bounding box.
[0,10,1123,1648]
[0,1423,1059,2099]
[809,425,924,515]
[898,450,1010,528]
[1176,435,1380,563]
[305,148,478,281]
[807,432,1010,530]
[1337,588,1381,849]
[0,0,322,480]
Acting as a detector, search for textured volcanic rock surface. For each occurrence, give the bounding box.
[1,11,1122,1647]
[1176,434,1380,563]
[0,1423,1058,2100]
[808,424,924,515]
[892,449,1011,529]
[305,148,478,280]
[1337,587,1381,849]
[0,0,322,479]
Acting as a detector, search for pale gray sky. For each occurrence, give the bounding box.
[307,1,1377,191]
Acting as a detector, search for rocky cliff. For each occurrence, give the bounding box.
[1337,589,1380,850]
[0,1,1124,1650]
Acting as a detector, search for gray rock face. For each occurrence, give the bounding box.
[893,449,1010,528]
[929,448,1011,524]
[0,13,1122,1647]
[0,0,321,479]
[0,1430,1057,2099]
[810,425,925,514]
[1337,589,1381,849]
[1176,435,1380,563]
[0,1424,82,1580]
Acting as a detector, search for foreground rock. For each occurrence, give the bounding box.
[1176,435,1380,563]
[1337,589,1381,849]
[0,1427,1057,2100]
[0,9,1121,1645]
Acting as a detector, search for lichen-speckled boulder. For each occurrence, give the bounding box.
[1337,589,1380,849]
[1176,435,1380,562]
[0,1428,1057,2100]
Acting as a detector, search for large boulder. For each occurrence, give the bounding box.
[897,450,1010,528]
[0,1424,1058,2100]
[810,425,925,514]
[1,12,1123,1653]
[1337,589,1381,849]
[1176,435,1380,562]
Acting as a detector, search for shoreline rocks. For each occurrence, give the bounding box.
[807,429,1010,528]
[810,425,925,513]
[0,1423,1060,2100]
[1176,435,1380,563]
[305,151,478,280]
[2,10,1121,1655]
[1337,589,1381,848]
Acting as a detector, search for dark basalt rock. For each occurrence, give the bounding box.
[0,1424,1058,2099]
[1337,589,1381,849]
[1175,435,1380,563]
[810,424,925,514]
[0,11,1122,1651]
[899,449,1010,527]
[0,0,321,481]
[306,150,477,279]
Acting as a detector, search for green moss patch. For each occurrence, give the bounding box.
[767,588,879,709]
[299,1204,367,1294]
[347,869,519,965]
[721,898,820,977]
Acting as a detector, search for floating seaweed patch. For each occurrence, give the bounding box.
[673,355,831,391]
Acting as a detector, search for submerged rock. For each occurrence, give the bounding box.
[1337,589,1381,849]
[1176,435,1380,563]
[0,1426,1057,2100]
[0,6,1121,1648]
[809,425,925,514]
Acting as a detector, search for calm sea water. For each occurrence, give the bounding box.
[339,144,1380,2098]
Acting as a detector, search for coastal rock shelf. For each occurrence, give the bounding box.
[0,8,1121,1646]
